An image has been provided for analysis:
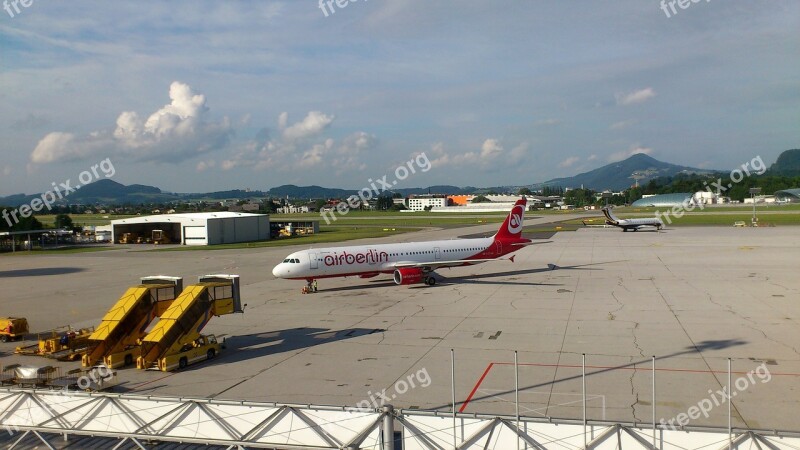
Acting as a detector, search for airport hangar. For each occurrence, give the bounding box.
[775,188,800,202]
[110,212,270,245]
[630,192,694,207]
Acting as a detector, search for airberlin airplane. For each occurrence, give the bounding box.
[272,198,542,287]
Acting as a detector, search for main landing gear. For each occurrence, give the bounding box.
[424,276,436,286]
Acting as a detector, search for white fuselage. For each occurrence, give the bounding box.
[602,208,663,230]
[272,237,499,280]
[616,218,663,228]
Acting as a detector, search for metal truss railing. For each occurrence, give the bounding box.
[2,388,800,449]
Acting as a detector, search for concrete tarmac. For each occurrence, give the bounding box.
[1,221,798,431]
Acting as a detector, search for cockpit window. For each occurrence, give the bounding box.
[283,258,290,263]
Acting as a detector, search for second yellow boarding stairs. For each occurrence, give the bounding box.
[137,275,243,372]
[82,277,183,369]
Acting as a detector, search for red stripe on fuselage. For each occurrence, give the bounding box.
[284,270,396,281]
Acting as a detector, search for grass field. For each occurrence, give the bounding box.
[32,206,800,238]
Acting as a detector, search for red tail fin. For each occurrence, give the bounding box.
[494,198,527,242]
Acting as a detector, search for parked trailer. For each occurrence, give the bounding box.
[0,317,28,342]
[0,364,117,391]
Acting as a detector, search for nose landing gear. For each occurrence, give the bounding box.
[302,279,319,294]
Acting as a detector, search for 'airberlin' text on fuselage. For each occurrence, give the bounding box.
[323,250,390,266]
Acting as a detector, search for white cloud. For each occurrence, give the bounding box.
[427,139,515,168]
[282,111,334,141]
[615,88,656,106]
[30,81,232,165]
[2,165,11,176]
[330,132,377,173]
[296,139,333,169]
[221,110,376,175]
[480,139,504,158]
[608,145,653,162]
[558,156,580,168]
[588,154,598,161]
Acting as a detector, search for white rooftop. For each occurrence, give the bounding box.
[111,212,266,224]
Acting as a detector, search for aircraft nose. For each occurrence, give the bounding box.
[272,264,281,277]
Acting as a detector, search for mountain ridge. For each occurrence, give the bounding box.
[2,151,797,206]
[536,153,713,191]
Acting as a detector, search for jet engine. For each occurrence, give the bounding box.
[393,268,435,286]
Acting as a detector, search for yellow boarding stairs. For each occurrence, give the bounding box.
[82,277,183,369]
[137,275,243,372]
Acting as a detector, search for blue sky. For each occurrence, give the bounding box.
[1,0,798,195]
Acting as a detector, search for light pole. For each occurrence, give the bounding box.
[602,192,612,208]
[749,187,761,226]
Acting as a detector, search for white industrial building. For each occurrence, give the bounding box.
[430,202,522,213]
[407,196,447,211]
[111,212,269,246]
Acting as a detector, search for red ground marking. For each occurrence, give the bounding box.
[459,361,800,413]
[459,363,494,413]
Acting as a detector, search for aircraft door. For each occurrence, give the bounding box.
[434,247,441,260]
[309,252,318,269]
[495,241,502,255]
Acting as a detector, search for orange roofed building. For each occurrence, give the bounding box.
[447,195,474,206]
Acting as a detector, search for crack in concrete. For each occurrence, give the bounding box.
[629,359,641,423]
[743,324,800,358]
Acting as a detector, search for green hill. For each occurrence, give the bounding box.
[769,149,800,176]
